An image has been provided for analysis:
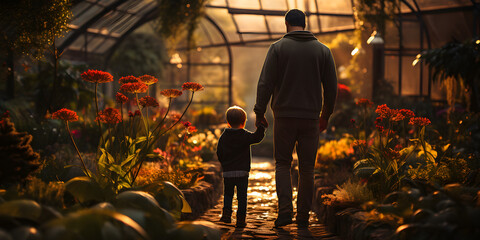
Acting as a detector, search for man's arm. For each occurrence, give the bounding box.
[320,49,338,131]
[254,45,277,117]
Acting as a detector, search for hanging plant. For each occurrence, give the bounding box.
[154,0,207,52]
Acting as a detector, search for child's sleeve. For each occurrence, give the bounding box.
[248,126,266,144]
[216,137,223,162]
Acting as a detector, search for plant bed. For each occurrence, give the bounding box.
[181,161,223,220]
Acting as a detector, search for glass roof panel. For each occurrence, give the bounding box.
[266,16,286,33]
[94,39,116,54]
[319,16,354,31]
[261,0,288,10]
[233,14,268,33]
[228,0,261,9]
[314,0,353,14]
[415,0,473,10]
[71,4,103,26]
[208,0,227,6]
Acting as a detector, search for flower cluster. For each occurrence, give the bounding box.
[128,110,142,118]
[96,107,122,124]
[120,82,148,94]
[182,82,204,92]
[375,104,395,119]
[119,76,140,85]
[81,70,113,83]
[139,96,159,108]
[139,75,158,85]
[52,108,79,122]
[161,89,183,98]
[356,98,373,107]
[115,92,128,104]
[409,117,431,127]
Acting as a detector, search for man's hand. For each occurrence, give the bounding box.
[319,116,328,133]
[256,114,269,128]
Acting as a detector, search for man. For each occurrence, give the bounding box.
[254,9,337,228]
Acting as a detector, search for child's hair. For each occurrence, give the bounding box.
[226,106,247,127]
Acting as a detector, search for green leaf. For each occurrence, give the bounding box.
[0,200,42,221]
[108,164,126,176]
[115,191,164,213]
[44,209,148,240]
[354,167,376,178]
[65,177,105,203]
[168,221,221,240]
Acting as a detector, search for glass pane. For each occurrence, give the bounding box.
[314,0,353,14]
[266,16,286,33]
[94,39,116,54]
[261,0,288,10]
[401,56,421,96]
[228,0,260,9]
[71,5,103,26]
[319,16,354,32]
[234,14,268,32]
[415,0,472,10]
[209,0,227,6]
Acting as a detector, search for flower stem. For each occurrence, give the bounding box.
[159,92,195,136]
[152,98,172,135]
[95,83,105,147]
[66,121,91,178]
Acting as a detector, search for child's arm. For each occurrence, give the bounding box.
[248,125,266,144]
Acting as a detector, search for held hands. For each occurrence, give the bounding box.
[255,114,269,128]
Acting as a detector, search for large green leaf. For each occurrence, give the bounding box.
[44,209,148,240]
[115,191,164,214]
[168,221,220,240]
[354,167,376,178]
[65,177,105,203]
[0,199,42,222]
[120,208,176,239]
[142,181,192,220]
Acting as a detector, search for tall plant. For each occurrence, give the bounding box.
[52,70,204,200]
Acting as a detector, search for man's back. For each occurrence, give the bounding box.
[254,31,337,120]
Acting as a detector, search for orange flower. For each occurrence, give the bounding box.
[139,75,158,85]
[139,96,159,107]
[116,92,128,104]
[182,82,204,92]
[120,82,148,93]
[409,117,431,127]
[96,107,122,124]
[52,108,79,122]
[119,76,140,85]
[356,98,373,107]
[160,89,183,98]
[81,70,113,83]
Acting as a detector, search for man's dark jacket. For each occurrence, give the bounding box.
[254,31,338,119]
[216,127,265,172]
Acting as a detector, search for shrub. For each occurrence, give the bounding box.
[322,179,374,206]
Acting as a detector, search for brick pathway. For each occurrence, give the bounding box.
[199,157,341,239]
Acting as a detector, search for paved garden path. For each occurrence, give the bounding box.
[199,157,341,240]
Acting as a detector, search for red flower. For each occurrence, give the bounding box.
[187,126,197,133]
[134,110,141,116]
[168,112,181,121]
[182,82,204,92]
[376,124,384,132]
[96,107,122,124]
[139,96,159,108]
[81,70,113,83]
[356,98,373,107]
[399,109,415,119]
[391,111,405,122]
[375,117,383,125]
[139,75,158,85]
[52,108,79,122]
[337,83,352,100]
[183,121,192,127]
[160,89,183,98]
[120,82,148,94]
[116,92,128,104]
[375,104,395,119]
[350,119,356,124]
[119,76,140,85]
[409,117,431,127]
[128,111,134,117]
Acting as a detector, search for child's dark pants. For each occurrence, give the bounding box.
[222,176,248,219]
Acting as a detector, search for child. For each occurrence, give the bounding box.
[216,106,266,228]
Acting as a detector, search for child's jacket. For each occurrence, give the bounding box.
[216,126,265,172]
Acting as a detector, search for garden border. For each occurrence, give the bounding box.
[312,178,395,240]
[181,161,223,220]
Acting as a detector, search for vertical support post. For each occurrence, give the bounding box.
[398,16,403,96]
[6,48,15,99]
[368,32,385,102]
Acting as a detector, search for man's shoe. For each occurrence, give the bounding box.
[296,220,309,228]
[219,215,231,223]
[235,220,247,228]
[274,218,293,228]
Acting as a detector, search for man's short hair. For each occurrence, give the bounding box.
[285,9,306,28]
[226,106,247,127]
